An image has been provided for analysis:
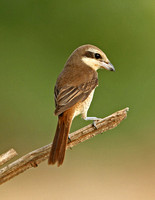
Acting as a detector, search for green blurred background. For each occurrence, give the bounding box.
[0,0,154,199]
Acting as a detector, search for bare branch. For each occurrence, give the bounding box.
[0,149,17,166]
[0,107,129,185]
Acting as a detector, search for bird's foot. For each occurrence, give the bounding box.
[68,135,71,143]
[84,117,102,129]
[68,135,72,150]
[92,121,98,129]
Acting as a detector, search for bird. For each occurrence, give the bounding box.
[48,44,115,166]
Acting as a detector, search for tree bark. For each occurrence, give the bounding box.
[0,107,129,185]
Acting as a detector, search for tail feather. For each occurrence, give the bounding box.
[57,125,70,166]
[48,110,73,166]
[48,122,64,165]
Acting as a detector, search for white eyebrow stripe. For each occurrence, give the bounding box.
[87,48,101,54]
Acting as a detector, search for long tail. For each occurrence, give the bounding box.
[48,110,73,166]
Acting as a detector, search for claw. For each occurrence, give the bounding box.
[92,121,98,129]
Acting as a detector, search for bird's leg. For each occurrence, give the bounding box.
[84,117,102,129]
[84,117,102,121]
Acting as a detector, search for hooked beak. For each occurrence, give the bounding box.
[101,61,115,71]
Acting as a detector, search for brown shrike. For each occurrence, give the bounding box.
[48,44,115,166]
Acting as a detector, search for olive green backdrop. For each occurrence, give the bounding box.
[0,1,154,200]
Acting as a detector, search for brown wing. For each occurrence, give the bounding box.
[54,78,98,116]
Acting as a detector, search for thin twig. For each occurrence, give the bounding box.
[0,149,17,166]
[0,107,129,185]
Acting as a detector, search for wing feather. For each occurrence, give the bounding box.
[54,78,98,115]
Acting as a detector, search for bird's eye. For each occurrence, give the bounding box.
[95,53,101,59]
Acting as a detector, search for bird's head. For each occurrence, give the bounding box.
[70,44,115,72]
